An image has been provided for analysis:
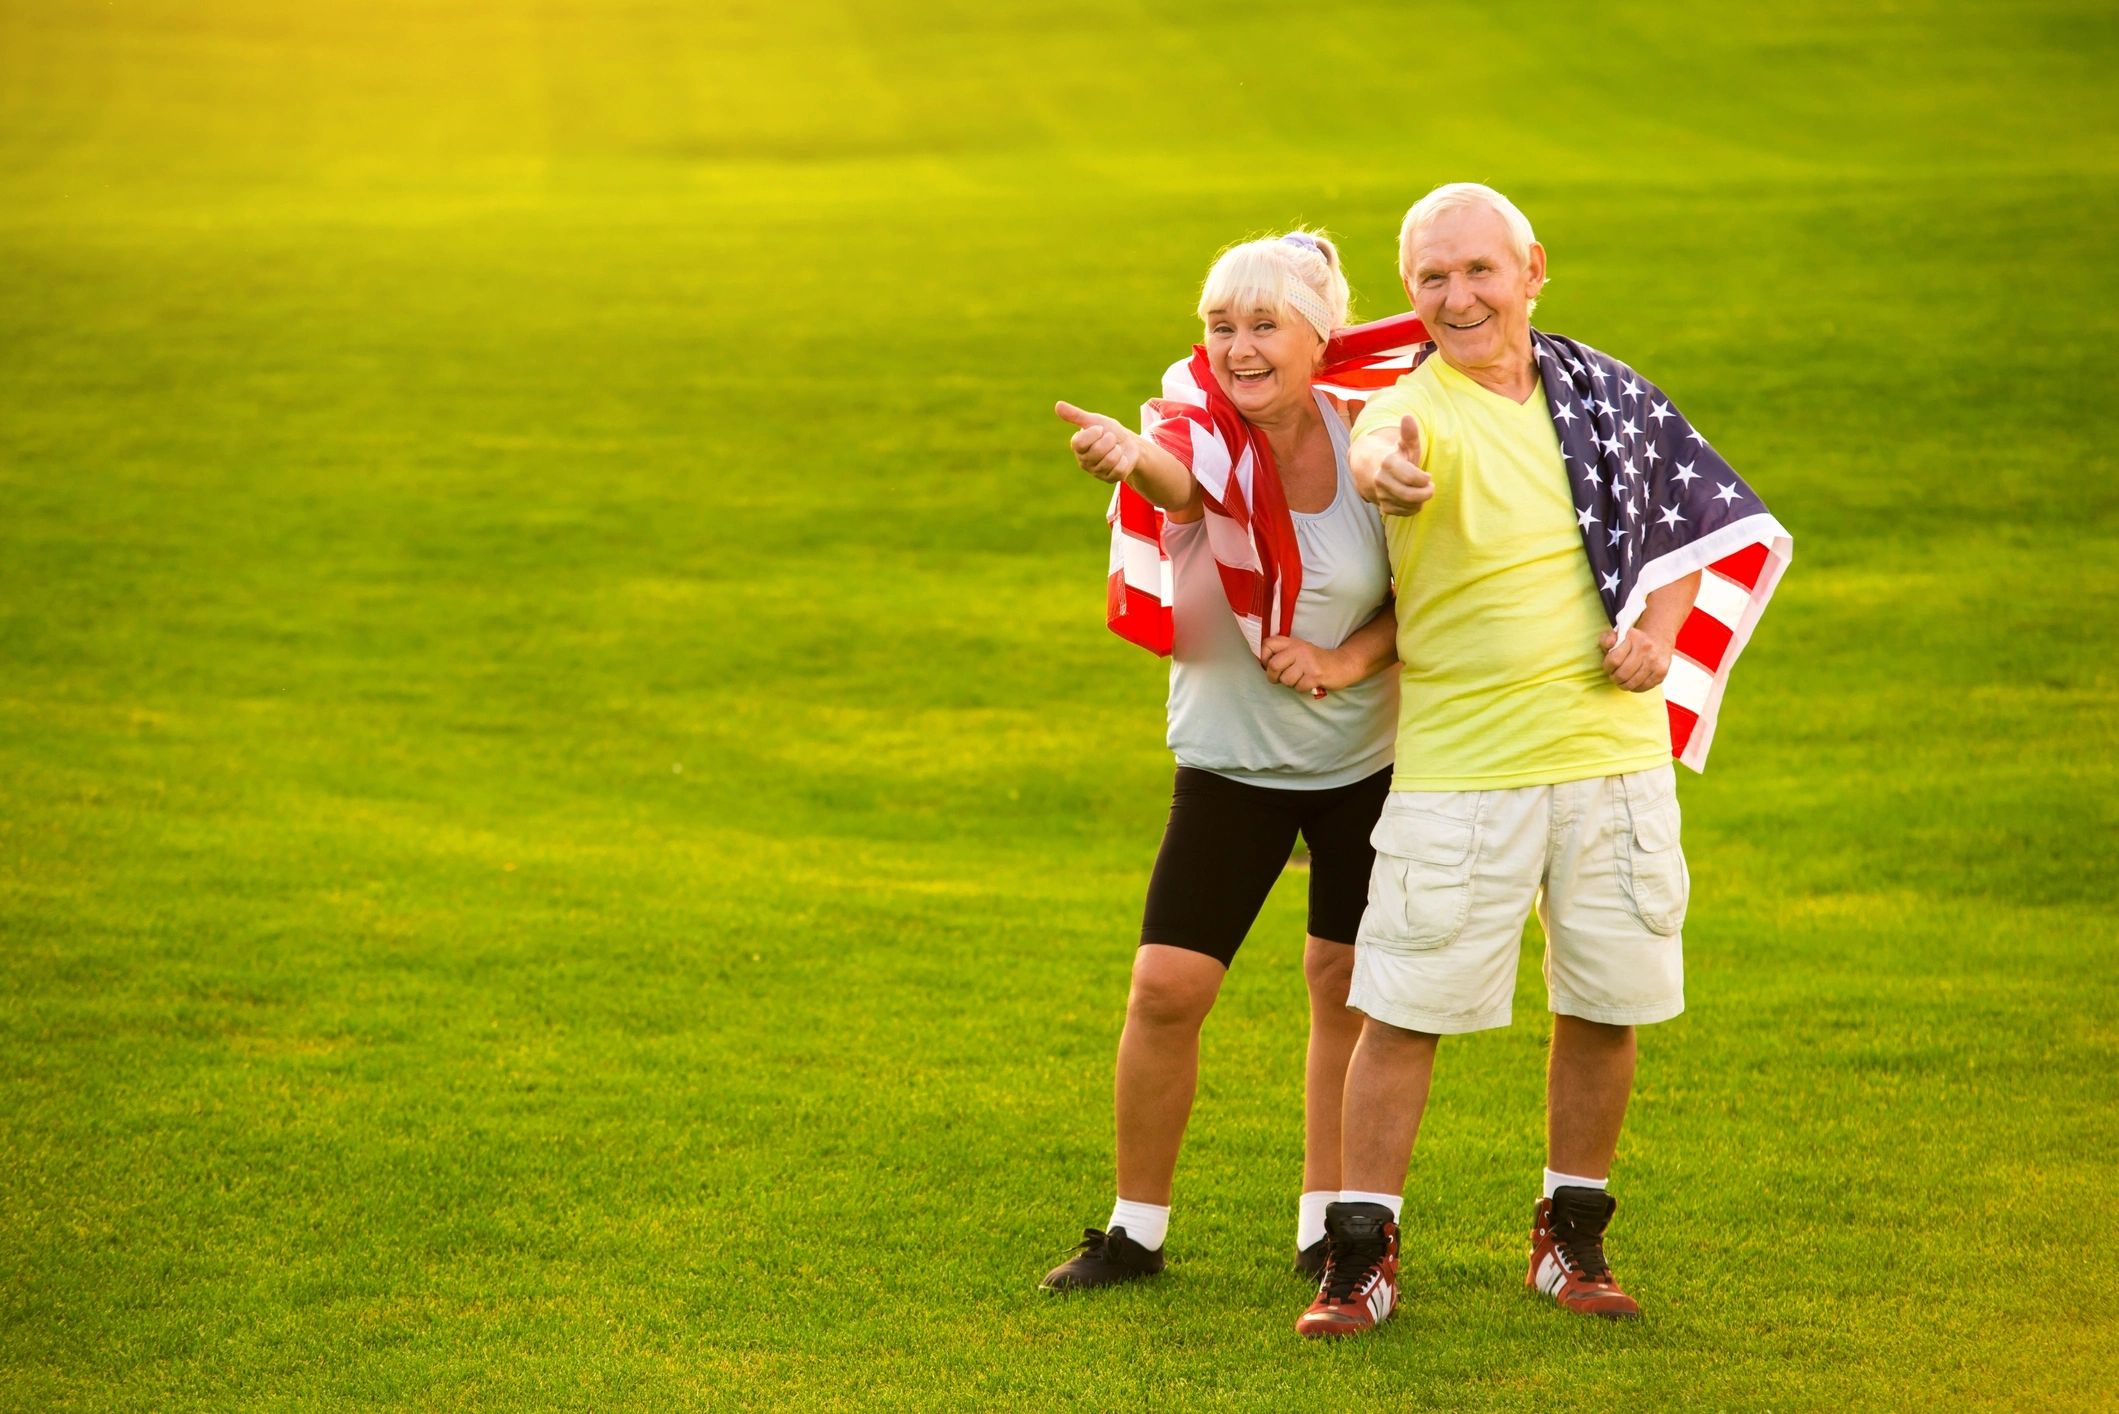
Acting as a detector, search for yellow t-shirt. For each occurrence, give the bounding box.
[1350,356,1668,791]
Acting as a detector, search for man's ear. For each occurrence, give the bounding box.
[1525,241,1548,298]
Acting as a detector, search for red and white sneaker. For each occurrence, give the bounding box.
[1294,1202,1399,1339]
[1527,1187,1641,1320]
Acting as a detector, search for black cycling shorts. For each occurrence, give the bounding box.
[1139,764,1392,967]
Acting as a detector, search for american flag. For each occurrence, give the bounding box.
[1104,316,1791,772]
[1105,314,1430,659]
[1529,330,1793,770]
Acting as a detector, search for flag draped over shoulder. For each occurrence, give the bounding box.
[1530,330,1792,771]
[1102,314,1791,773]
[1104,313,1431,658]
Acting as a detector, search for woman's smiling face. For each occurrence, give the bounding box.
[1203,306,1323,421]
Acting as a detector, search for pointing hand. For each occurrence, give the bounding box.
[1056,401,1142,484]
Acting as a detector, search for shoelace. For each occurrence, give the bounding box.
[1068,1227,1110,1256]
[1553,1221,1612,1282]
[1321,1237,1385,1301]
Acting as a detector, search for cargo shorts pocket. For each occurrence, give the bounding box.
[1357,805,1479,953]
[1621,776,1690,936]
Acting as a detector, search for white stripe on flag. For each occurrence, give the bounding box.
[1121,534,1164,592]
[1694,567,1752,628]
[1664,654,1713,714]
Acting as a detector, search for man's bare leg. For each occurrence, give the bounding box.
[1339,1016,1440,1195]
[1546,1014,1635,1177]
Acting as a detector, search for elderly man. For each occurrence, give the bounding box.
[1293,184,1790,1338]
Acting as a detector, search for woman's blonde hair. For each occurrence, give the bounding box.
[1196,229,1351,340]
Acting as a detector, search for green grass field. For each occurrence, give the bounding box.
[3,1,2117,1408]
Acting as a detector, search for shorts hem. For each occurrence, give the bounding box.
[1137,932,1234,965]
[1548,994,1684,1026]
[1348,993,1511,1035]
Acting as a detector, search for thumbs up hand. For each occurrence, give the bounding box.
[1370,414,1435,517]
[1055,401,1143,484]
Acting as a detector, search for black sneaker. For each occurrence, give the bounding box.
[1295,1238,1328,1279]
[1040,1226,1165,1291]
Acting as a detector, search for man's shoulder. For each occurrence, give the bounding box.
[1350,358,1449,437]
[1533,329,1647,390]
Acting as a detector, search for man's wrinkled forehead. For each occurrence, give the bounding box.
[1405,206,1519,277]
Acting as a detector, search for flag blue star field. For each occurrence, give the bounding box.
[1530,330,1792,769]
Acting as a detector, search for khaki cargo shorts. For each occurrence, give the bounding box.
[1347,765,1689,1034]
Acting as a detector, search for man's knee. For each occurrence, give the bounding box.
[1360,1014,1440,1055]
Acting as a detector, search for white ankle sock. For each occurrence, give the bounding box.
[1108,1197,1169,1252]
[1543,1168,1608,1199]
[1338,1189,1403,1221]
[1297,1191,1336,1249]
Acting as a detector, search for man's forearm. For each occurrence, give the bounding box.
[1348,428,1393,502]
[1637,571,1702,646]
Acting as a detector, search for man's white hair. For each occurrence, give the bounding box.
[1398,182,1538,277]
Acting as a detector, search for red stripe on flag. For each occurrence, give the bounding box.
[1667,700,1699,761]
[1710,542,1769,591]
[1317,365,1412,391]
[1324,313,1429,363]
[1217,560,1264,608]
[1108,570,1172,655]
[1674,609,1734,674]
[1116,484,1161,539]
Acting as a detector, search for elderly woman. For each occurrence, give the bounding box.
[1041,232,1402,1289]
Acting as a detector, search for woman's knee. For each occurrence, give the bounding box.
[1303,938,1356,1005]
[1126,947,1223,1029]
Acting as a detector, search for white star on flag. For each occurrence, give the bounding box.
[1607,525,1624,547]
[1672,463,1699,488]
[1621,417,1641,438]
[1642,442,1661,465]
[1600,569,1621,593]
[1687,428,1707,446]
[1554,401,1577,425]
[1648,400,1672,424]
[1577,505,1599,529]
[1657,503,1686,529]
[1622,376,1643,400]
[1714,481,1741,505]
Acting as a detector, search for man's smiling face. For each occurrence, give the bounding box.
[1402,203,1546,381]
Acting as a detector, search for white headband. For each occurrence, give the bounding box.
[1278,235,1335,337]
[1282,281,1335,339]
